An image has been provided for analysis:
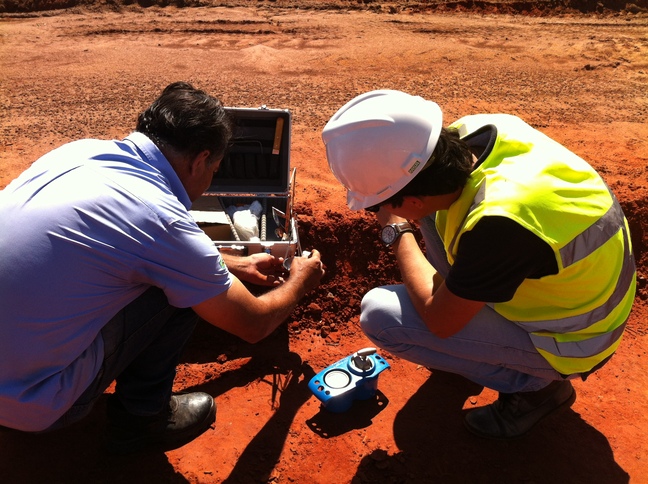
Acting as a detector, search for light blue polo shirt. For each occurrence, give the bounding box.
[0,133,232,431]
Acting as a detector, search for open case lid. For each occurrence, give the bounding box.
[205,106,291,195]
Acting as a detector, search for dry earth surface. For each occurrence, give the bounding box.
[1,1,648,483]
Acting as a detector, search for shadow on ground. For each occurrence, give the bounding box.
[352,371,629,483]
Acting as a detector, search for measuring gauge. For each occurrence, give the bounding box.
[324,370,351,388]
[308,347,390,413]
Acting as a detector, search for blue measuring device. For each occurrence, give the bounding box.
[308,347,390,413]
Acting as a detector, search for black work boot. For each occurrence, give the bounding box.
[105,392,216,454]
[464,380,576,439]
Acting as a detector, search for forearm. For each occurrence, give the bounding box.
[392,232,438,319]
[251,278,309,338]
[195,277,306,343]
[393,232,483,338]
[220,252,251,278]
[243,261,322,340]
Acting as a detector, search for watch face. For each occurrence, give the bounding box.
[380,225,398,245]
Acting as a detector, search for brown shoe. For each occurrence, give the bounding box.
[105,392,216,454]
[464,380,575,439]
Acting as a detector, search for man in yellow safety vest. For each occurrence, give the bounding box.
[322,90,636,439]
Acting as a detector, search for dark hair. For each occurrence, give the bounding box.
[382,127,473,208]
[136,81,233,163]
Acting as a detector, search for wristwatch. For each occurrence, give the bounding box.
[380,222,414,246]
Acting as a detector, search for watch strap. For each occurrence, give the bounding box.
[394,222,413,233]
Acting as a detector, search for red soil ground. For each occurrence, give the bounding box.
[1,1,647,482]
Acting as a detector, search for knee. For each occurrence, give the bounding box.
[360,287,397,339]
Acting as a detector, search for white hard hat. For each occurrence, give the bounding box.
[322,90,443,210]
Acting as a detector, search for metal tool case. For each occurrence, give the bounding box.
[190,106,299,259]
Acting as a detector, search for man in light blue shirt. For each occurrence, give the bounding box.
[0,82,325,453]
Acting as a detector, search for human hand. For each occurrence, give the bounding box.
[286,249,325,292]
[229,252,286,287]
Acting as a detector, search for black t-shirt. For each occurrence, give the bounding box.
[444,216,559,302]
[443,125,558,303]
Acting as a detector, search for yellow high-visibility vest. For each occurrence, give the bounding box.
[436,114,636,375]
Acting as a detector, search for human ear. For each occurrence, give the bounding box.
[402,195,425,210]
[189,150,212,175]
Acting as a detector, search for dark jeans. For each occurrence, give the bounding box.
[44,287,198,431]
